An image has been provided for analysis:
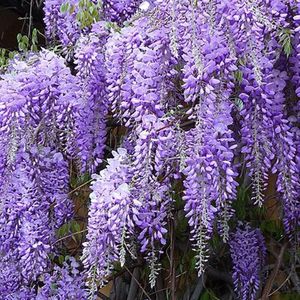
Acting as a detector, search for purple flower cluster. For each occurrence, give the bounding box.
[106,16,175,125]
[44,0,142,47]
[74,22,110,172]
[83,115,176,288]
[0,147,72,282]
[82,148,132,289]
[130,115,175,285]
[103,0,142,24]
[44,0,83,46]
[36,257,87,299]
[0,51,81,295]
[230,224,266,300]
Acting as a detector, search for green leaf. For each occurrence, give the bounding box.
[22,35,29,46]
[8,51,17,59]
[278,28,292,57]
[234,97,244,111]
[17,33,22,42]
[200,290,211,300]
[18,42,26,51]
[57,222,70,238]
[71,221,81,233]
[234,70,243,84]
[260,219,283,239]
[31,44,38,52]
[233,184,249,220]
[69,4,76,14]
[60,2,70,14]
[58,255,65,265]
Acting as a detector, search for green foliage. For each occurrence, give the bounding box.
[58,255,66,265]
[70,172,91,190]
[77,0,102,28]
[200,289,219,300]
[0,48,16,68]
[57,220,82,243]
[278,28,292,57]
[233,183,249,220]
[17,33,29,52]
[105,21,121,33]
[31,28,39,52]
[260,219,284,240]
[60,2,71,14]
[17,28,40,52]
[234,70,243,84]
[61,0,102,29]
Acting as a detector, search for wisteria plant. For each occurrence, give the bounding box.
[0,0,299,299]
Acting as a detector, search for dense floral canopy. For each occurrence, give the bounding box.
[0,0,299,299]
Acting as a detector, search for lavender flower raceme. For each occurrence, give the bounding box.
[82,148,133,291]
[44,0,141,47]
[0,147,71,282]
[177,0,238,274]
[36,257,87,300]
[106,15,176,125]
[267,70,300,238]
[230,225,266,300]
[0,50,78,293]
[74,21,110,172]
[129,114,175,286]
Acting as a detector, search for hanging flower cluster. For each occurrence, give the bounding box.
[82,148,132,291]
[44,0,142,47]
[36,257,87,299]
[0,50,85,296]
[229,224,266,300]
[74,21,110,172]
[0,0,299,298]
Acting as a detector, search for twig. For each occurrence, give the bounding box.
[170,218,176,300]
[149,287,169,296]
[268,271,291,297]
[52,229,87,245]
[28,0,33,38]
[190,275,204,300]
[97,291,110,300]
[261,241,288,300]
[106,263,143,282]
[68,179,93,195]
[124,265,151,300]
[127,267,140,300]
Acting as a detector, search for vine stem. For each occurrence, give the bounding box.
[170,217,176,300]
[261,241,288,300]
[68,179,93,195]
[28,0,33,38]
[52,229,87,246]
[268,271,292,297]
[124,265,152,300]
